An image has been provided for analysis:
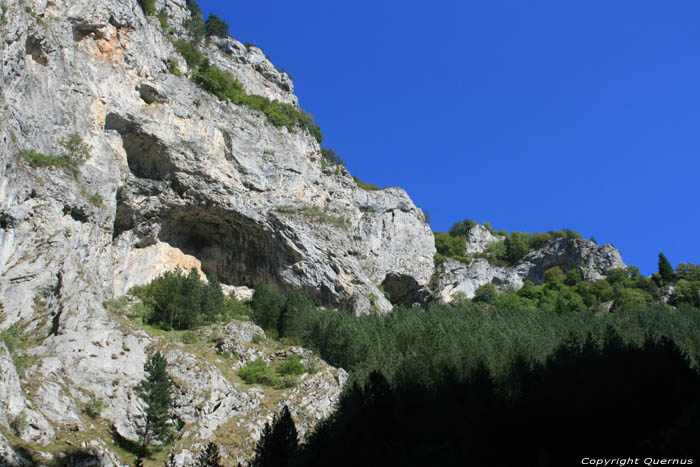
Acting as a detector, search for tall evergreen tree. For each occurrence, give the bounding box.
[136,351,174,454]
[658,252,675,284]
[196,442,222,467]
[251,406,298,467]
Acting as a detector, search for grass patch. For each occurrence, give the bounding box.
[137,0,156,16]
[353,176,381,191]
[275,204,349,229]
[20,149,78,178]
[10,411,27,436]
[157,9,168,30]
[167,57,182,77]
[89,192,103,207]
[84,397,106,418]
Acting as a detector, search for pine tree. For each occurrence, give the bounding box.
[136,351,174,454]
[196,442,222,467]
[250,406,298,467]
[658,252,675,284]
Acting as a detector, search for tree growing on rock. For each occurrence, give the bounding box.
[136,351,174,454]
[251,406,298,467]
[658,252,675,284]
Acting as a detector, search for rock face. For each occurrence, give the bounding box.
[465,224,504,254]
[434,233,626,303]
[0,0,428,464]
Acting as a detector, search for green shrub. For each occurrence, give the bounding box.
[434,232,466,259]
[173,40,204,69]
[473,283,497,304]
[184,0,205,43]
[321,147,345,168]
[276,355,306,376]
[88,192,103,207]
[448,219,477,237]
[205,13,229,37]
[564,269,583,286]
[195,64,245,101]
[167,57,183,77]
[239,359,278,386]
[10,411,27,435]
[84,397,106,418]
[528,232,552,249]
[353,176,381,191]
[20,149,78,178]
[181,330,198,344]
[137,0,156,16]
[157,9,169,30]
[275,374,300,389]
[503,232,529,264]
[544,266,565,284]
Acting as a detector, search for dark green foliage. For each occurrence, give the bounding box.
[472,283,497,304]
[503,231,529,264]
[249,282,286,331]
[658,252,675,284]
[184,0,205,43]
[195,64,245,101]
[320,147,345,167]
[196,442,222,467]
[129,268,244,330]
[564,268,583,286]
[173,39,204,68]
[205,14,229,37]
[157,10,169,31]
[239,359,278,386]
[447,218,477,237]
[434,232,466,258]
[528,232,551,249]
[137,0,156,16]
[352,176,381,191]
[248,281,700,388]
[248,285,316,342]
[276,356,305,376]
[136,352,174,452]
[672,279,700,307]
[251,406,298,467]
[293,335,700,466]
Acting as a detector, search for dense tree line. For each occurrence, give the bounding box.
[248,283,700,387]
[283,334,700,466]
[129,267,246,330]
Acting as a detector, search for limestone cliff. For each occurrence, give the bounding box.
[433,224,625,303]
[0,0,431,464]
[0,0,630,464]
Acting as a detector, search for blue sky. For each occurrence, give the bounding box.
[197,0,700,276]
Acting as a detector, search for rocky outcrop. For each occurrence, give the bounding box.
[465,224,504,254]
[434,236,625,303]
[0,0,428,463]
